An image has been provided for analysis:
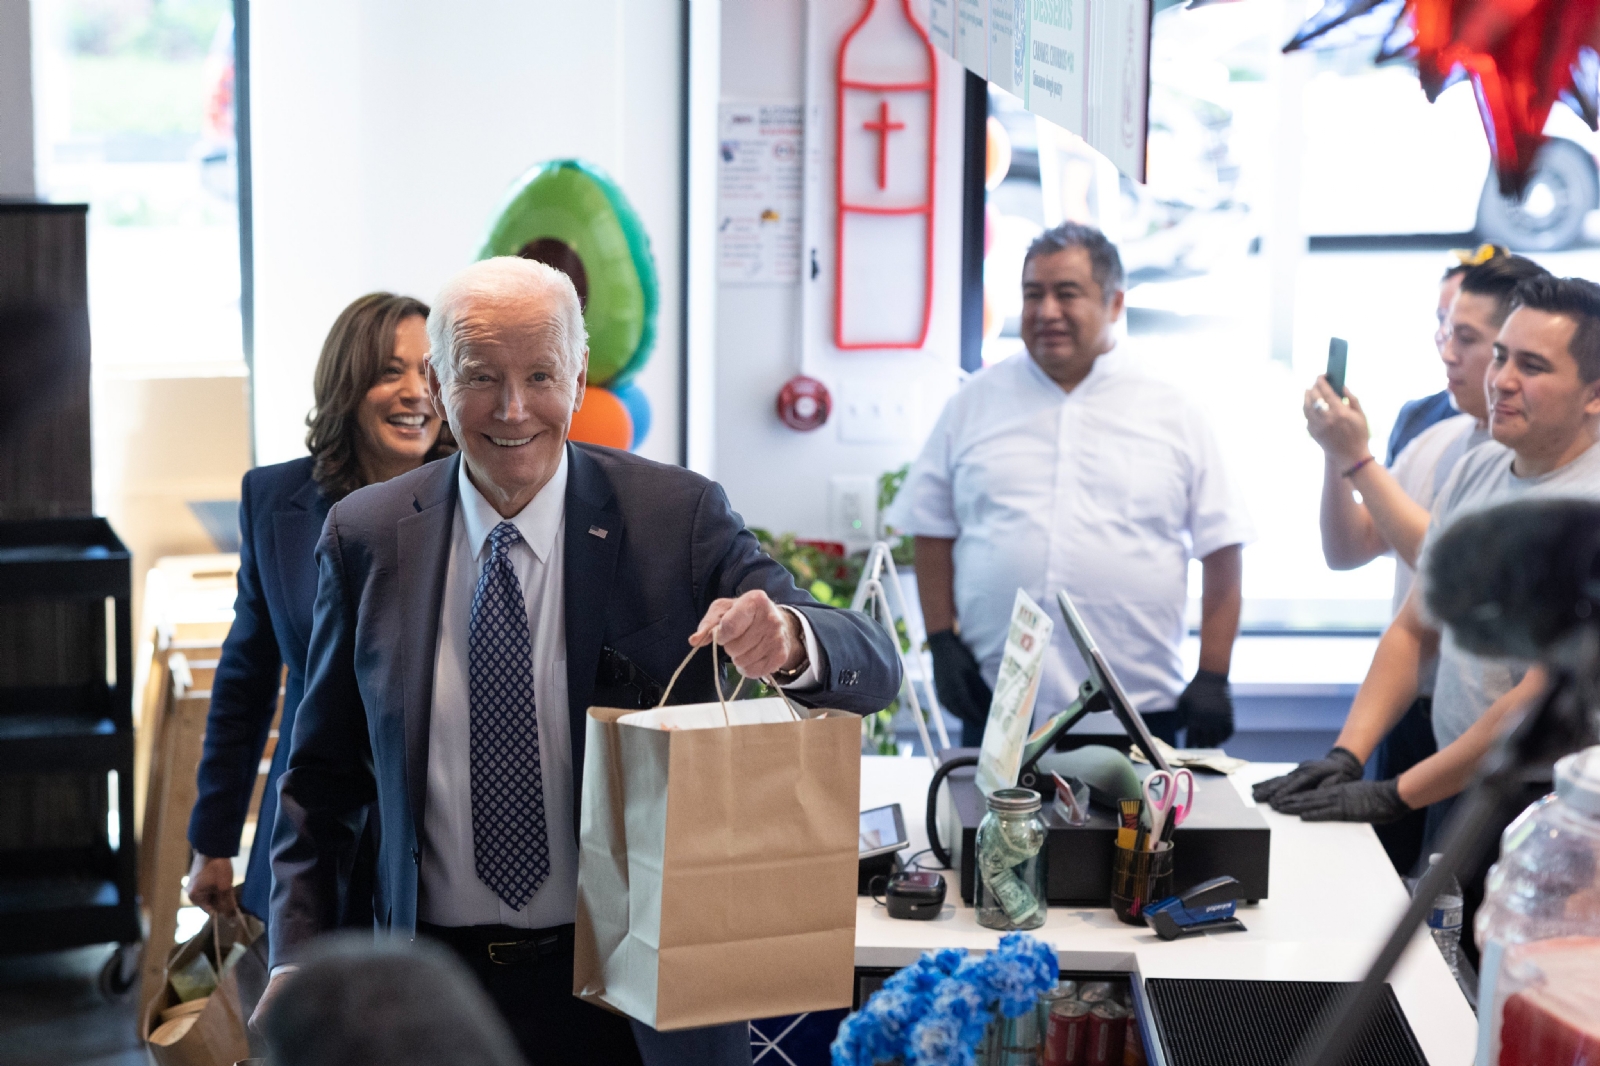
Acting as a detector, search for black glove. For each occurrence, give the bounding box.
[1178,669,1234,748]
[1252,746,1365,806]
[927,630,992,731]
[1271,778,1411,824]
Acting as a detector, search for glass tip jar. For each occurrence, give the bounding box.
[977,787,1048,931]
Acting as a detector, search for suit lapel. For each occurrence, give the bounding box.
[563,444,622,831]
[272,476,329,656]
[397,455,460,836]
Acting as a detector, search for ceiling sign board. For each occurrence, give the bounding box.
[941,0,1151,183]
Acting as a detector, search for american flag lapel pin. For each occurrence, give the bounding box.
[589,526,609,539]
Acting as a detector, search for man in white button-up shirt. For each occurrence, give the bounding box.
[896,223,1253,748]
[260,258,901,1066]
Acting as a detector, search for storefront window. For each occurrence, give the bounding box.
[31,0,242,373]
[978,0,1600,633]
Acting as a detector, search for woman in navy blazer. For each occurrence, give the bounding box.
[186,293,455,922]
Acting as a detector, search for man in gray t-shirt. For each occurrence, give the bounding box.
[1420,438,1600,747]
[1256,275,1600,828]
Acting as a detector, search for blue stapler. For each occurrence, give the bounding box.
[1145,876,1248,940]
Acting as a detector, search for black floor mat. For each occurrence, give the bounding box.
[1144,978,1429,1066]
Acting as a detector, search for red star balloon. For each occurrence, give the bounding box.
[1286,0,1600,195]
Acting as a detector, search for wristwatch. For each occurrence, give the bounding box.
[770,647,810,685]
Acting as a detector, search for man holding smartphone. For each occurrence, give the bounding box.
[1299,255,1547,874]
[1262,275,1600,961]
[893,223,1254,749]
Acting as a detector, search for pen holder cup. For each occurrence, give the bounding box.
[1109,841,1174,925]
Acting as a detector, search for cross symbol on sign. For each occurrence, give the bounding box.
[861,99,906,190]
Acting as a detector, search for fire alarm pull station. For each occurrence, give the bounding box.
[834,0,937,351]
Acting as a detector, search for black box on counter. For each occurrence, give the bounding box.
[935,748,1271,906]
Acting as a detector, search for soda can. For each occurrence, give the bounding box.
[1086,1002,1127,1066]
[1043,999,1091,1066]
[1077,981,1115,1004]
[1121,1013,1146,1066]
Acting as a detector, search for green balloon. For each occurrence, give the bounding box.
[477,160,658,388]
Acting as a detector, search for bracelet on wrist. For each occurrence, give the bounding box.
[1342,455,1376,479]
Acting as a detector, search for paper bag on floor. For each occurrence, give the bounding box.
[574,645,861,1031]
[143,908,263,1066]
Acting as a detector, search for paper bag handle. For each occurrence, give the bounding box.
[657,639,804,723]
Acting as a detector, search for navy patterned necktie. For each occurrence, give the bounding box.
[468,521,550,910]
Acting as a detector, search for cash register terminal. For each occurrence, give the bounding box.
[925,589,1271,905]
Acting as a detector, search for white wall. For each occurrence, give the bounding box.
[250,0,684,466]
[0,0,34,195]
[712,0,967,540]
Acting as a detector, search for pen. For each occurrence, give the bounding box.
[1118,799,1141,850]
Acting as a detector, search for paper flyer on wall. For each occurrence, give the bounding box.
[717,102,804,283]
[975,589,1054,796]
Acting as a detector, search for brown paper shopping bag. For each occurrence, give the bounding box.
[574,642,862,1031]
[143,909,262,1066]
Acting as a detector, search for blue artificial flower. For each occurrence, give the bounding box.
[979,933,1061,1018]
[907,1011,969,1066]
[829,936,1059,1066]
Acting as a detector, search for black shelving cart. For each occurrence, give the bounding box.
[0,517,141,986]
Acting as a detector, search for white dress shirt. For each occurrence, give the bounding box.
[892,346,1254,726]
[420,453,579,928]
[418,452,823,929]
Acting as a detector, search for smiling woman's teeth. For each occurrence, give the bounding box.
[389,414,426,426]
[490,436,533,447]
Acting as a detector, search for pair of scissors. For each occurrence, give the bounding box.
[1142,768,1195,847]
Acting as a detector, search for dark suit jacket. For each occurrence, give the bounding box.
[270,445,901,965]
[188,457,329,921]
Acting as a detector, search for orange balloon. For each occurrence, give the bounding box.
[568,386,633,450]
[982,288,1003,342]
[985,116,1012,191]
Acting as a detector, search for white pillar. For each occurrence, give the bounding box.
[685,0,721,476]
[1267,0,1312,368]
[0,0,35,196]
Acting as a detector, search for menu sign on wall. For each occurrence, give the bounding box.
[927,0,956,53]
[930,0,1150,183]
[955,0,988,77]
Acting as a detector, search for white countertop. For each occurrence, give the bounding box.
[856,755,1477,1065]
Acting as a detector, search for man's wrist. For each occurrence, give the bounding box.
[771,606,821,689]
[1329,745,1366,776]
[774,608,807,675]
[1341,454,1377,479]
[1380,778,1413,820]
[1395,768,1426,810]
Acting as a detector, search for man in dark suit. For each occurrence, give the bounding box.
[259,256,901,1066]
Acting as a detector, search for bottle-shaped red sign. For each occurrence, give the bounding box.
[835,0,937,351]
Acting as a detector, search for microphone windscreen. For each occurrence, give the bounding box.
[1424,498,1600,661]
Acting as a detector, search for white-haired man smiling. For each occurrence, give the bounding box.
[259,257,901,1065]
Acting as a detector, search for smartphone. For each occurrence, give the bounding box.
[1326,337,1349,397]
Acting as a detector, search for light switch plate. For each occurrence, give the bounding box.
[829,475,877,548]
[837,379,918,444]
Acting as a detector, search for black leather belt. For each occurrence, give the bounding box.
[418,921,575,966]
